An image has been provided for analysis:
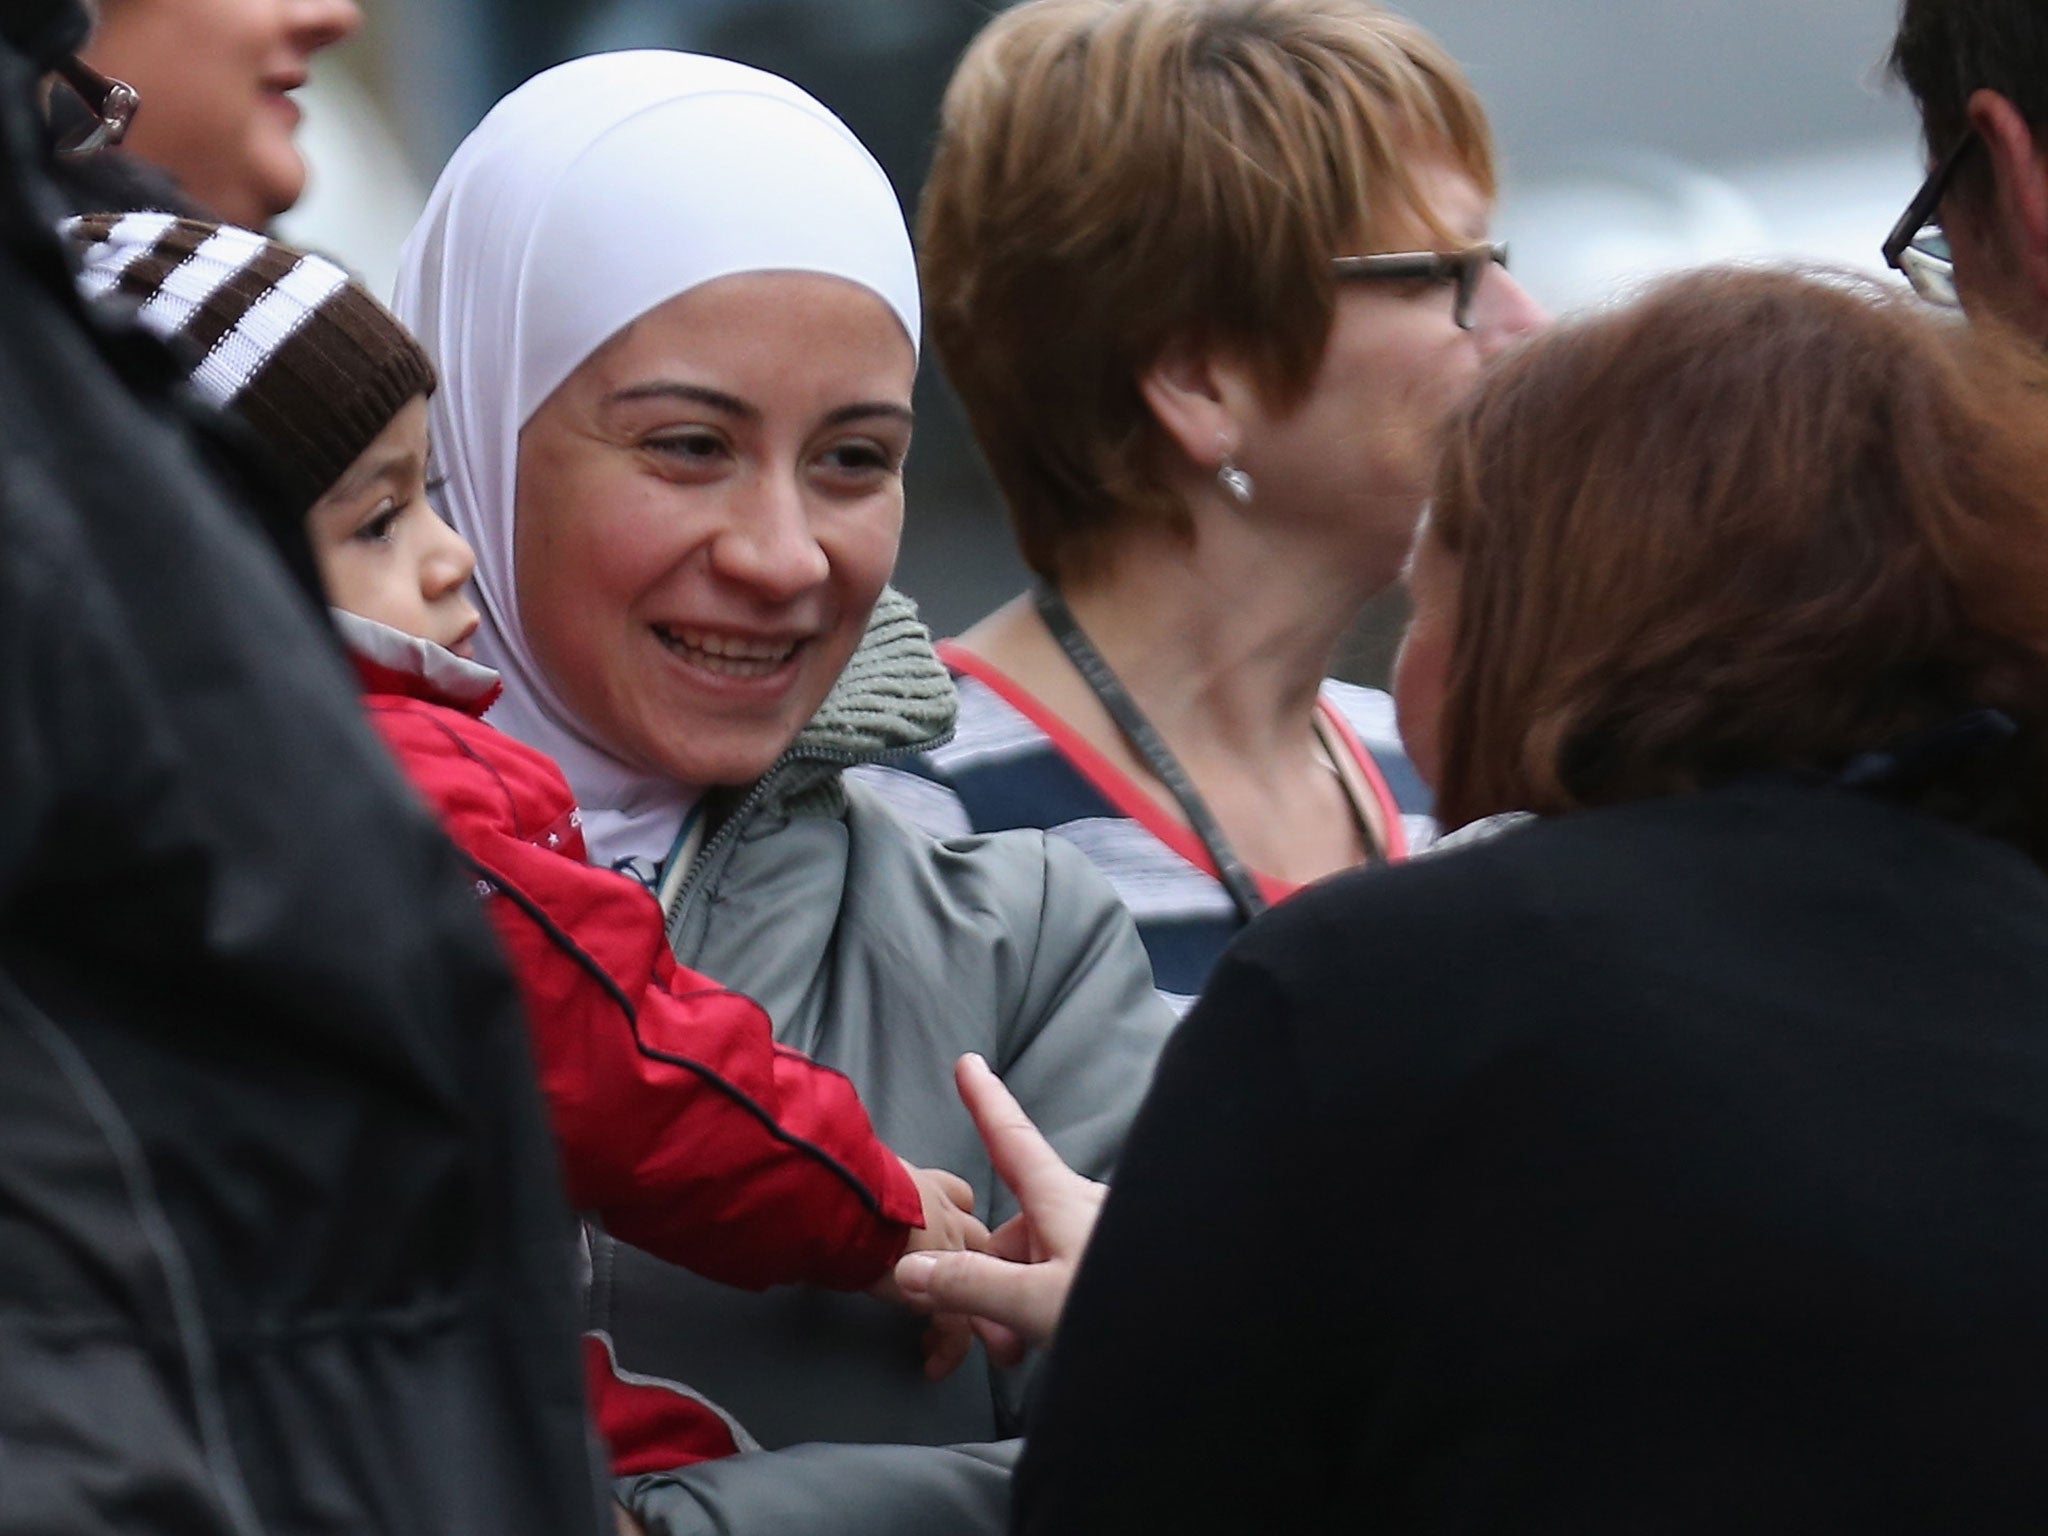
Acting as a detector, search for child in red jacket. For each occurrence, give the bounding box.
[64,212,982,1471]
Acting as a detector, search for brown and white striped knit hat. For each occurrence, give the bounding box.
[64,211,435,511]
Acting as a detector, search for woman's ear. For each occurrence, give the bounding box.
[1137,339,1259,473]
[1966,88,2048,320]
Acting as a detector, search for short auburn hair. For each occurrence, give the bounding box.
[920,0,1494,584]
[1427,266,2048,864]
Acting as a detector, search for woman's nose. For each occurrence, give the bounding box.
[291,0,364,54]
[710,474,831,603]
[1472,267,1549,360]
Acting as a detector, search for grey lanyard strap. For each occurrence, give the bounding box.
[1033,583,1269,925]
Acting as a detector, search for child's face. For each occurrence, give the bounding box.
[309,395,480,657]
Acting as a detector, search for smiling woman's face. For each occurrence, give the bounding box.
[84,0,361,228]
[512,270,915,788]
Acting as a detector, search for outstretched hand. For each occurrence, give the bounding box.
[901,1161,987,1257]
[892,1053,1107,1365]
[869,1159,989,1380]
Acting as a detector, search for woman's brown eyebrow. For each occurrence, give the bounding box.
[605,385,911,432]
[608,381,757,419]
[821,402,915,430]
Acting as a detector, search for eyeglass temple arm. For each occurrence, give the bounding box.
[51,54,140,151]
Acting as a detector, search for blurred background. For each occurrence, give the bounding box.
[281,0,1926,680]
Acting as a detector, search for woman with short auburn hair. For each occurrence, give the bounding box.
[1013,267,2048,1533]
[863,0,1545,1012]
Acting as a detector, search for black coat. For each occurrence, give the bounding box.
[1017,779,2048,1534]
[0,20,604,1535]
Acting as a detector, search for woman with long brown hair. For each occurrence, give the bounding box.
[1009,267,2048,1533]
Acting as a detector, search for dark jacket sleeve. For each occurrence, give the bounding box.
[0,440,254,1532]
[1013,947,1338,1535]
[368,700,923,1292]
[0,979,258,1536]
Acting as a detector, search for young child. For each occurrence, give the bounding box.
[63,211,981,1470]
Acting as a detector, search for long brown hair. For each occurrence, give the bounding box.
[1428,266,2048,864]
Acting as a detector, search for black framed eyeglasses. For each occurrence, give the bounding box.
[1881,128,1976,309]
[1331,242,1509,330]
[51,54,140,158]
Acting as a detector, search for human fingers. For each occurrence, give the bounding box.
[927,1164,976,1214]
[971,1315,1028,1369]
[894,1247,1065,1349]
[954,1054,1072,1210]
[956,1055,1106,1255]
[922,1312,976,1382]
[981,1212,1036,1264]
[903,1207,990,1258]
[905,1164,988,1253]
[905,1158,978,1221]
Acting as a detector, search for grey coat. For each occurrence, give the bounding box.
[607,592,1175,1536]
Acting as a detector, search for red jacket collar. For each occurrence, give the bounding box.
[333,609,503,718]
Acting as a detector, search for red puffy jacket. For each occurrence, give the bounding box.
[344,614,922,1297]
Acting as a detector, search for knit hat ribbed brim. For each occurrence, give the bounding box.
[63,212,435,511]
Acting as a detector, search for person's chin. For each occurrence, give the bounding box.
[640,723,798,791]
[239,139,307,226]
[643,677,834,786]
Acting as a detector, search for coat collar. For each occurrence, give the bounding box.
[334,608,503,716]
[753,586,958,816]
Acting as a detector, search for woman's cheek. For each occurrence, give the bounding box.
[834,498,906,603]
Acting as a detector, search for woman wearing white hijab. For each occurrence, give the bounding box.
[393,51,1172,1536]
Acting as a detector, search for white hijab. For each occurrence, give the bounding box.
[391,51,921,874]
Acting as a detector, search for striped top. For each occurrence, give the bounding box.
[855,646,1435,1015]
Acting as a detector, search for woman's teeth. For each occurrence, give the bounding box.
[657,626,799,678]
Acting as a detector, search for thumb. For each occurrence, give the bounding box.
[895,1248,1057,1345]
